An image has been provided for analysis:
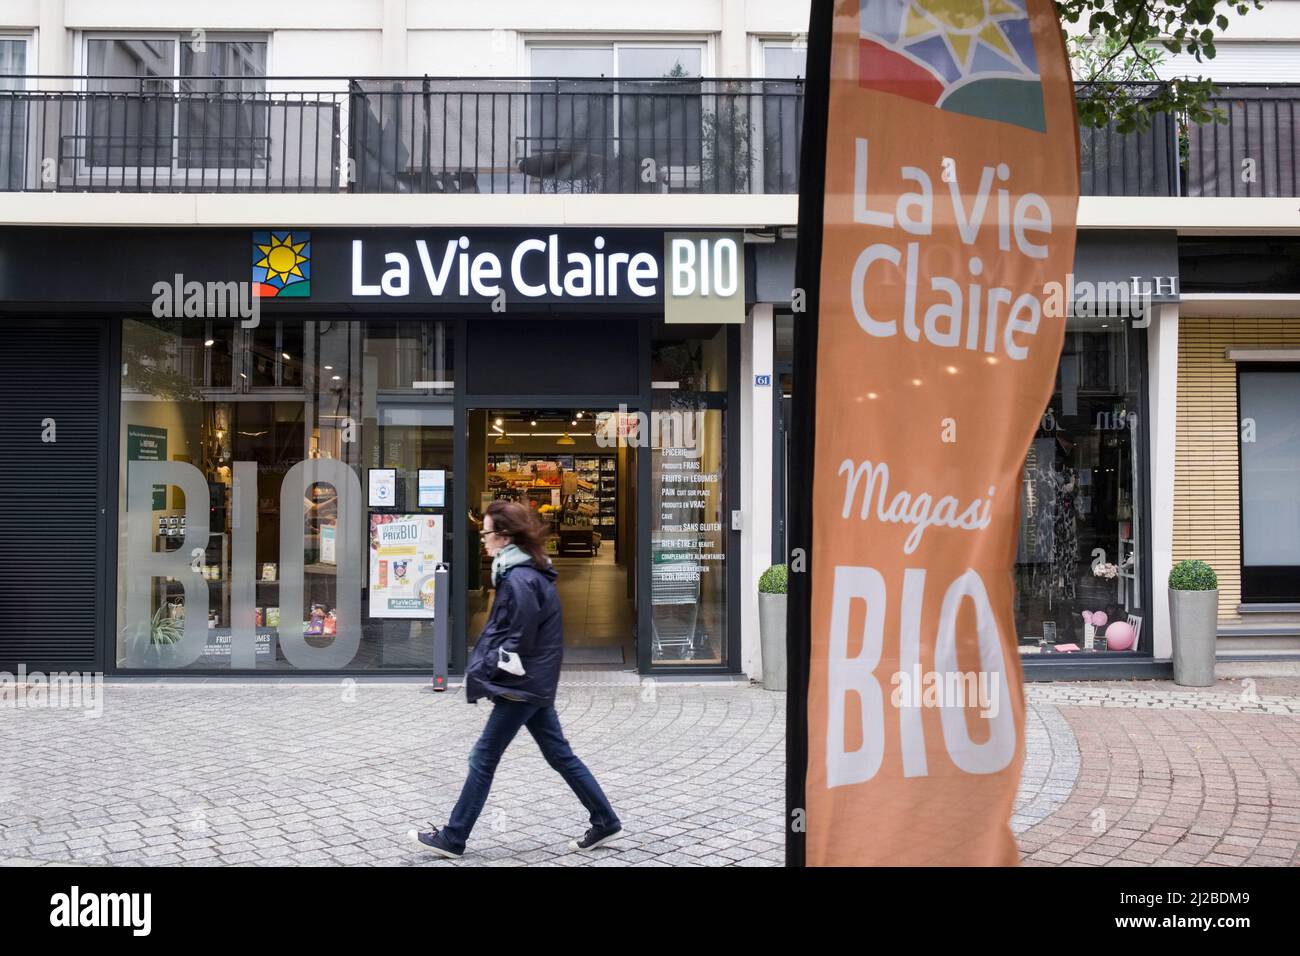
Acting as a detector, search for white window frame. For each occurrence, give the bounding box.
[523,35,712,189]
[1,33,36,190]
[0,31,34,84]
[749,36,807,194]
[74,30,272,188]
[751,35,808,79]
[522,35,714,79]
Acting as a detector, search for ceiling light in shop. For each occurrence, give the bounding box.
[576,411,584,419]
[557,433,576,445]
[494,418,503,426]
[282,352,291,360]
[204,339,215,347]
[324,365,333,370]
[494,433,514,445]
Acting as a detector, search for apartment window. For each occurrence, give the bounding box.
[762,42,806,80]
[1239,365,1300,602]
[524,41,706,193]
[0,37,25,81]
[83,34,268,170]
[760,41,805,194]
[0,36,29,189]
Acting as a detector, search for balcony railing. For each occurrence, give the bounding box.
[0,75,804,195]
[0,77,1298,198]
[1184,85,1300,197]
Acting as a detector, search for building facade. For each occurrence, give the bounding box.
[0,0,1297,680]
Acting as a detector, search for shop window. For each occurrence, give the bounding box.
[1015,322,1147,656]
[1239,366,1300,602]
[648,398,728,665]
[116,318,454,671]
[648,324,729,665]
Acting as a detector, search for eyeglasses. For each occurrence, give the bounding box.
[480,529,507,538]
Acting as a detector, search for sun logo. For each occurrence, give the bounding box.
[859,0,1045,132]
[252,230,311,298]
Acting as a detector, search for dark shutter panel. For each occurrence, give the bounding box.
[0,320,107,670]
[467,319,639,395]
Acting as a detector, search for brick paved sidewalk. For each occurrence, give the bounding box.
[0,680,785,868]
[1,676,1297,866]
[1018,678,1300,866]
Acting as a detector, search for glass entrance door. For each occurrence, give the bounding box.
[467,406,639,669]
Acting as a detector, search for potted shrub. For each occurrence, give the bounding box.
[758,564,787,691]
[121,604,185,667]
[1168,559,1218,687]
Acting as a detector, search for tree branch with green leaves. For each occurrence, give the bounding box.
[1058,0,1264,132]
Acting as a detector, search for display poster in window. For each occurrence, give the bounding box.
[369,514,444,618]
[417,470,446,508]
[795,0,1079,866]
[320,523,337,565]
[126,424,168,511]
[368,468,397,508]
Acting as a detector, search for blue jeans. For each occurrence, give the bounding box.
[440,698,621,852]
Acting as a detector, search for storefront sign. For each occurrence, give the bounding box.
[0,227,685,308]
[368,514,444,619]
[349,231,663,303]
[797,0,1080,866]
[664,232,746,324]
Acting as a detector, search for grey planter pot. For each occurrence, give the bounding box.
[1169,588,1219,687]
[758,592,787,691]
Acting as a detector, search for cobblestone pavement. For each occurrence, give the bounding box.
[0,678,785,868]
[1,676,1298,866]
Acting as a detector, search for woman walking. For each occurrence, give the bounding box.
[410,500,622,859]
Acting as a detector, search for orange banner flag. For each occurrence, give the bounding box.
[803,0,1080,866]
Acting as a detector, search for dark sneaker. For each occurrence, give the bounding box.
[569,824,622,852]
[408,826,463,859]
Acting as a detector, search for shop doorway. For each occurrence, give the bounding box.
[466,407,638,668]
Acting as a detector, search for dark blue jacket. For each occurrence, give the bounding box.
[465,560,563,705]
